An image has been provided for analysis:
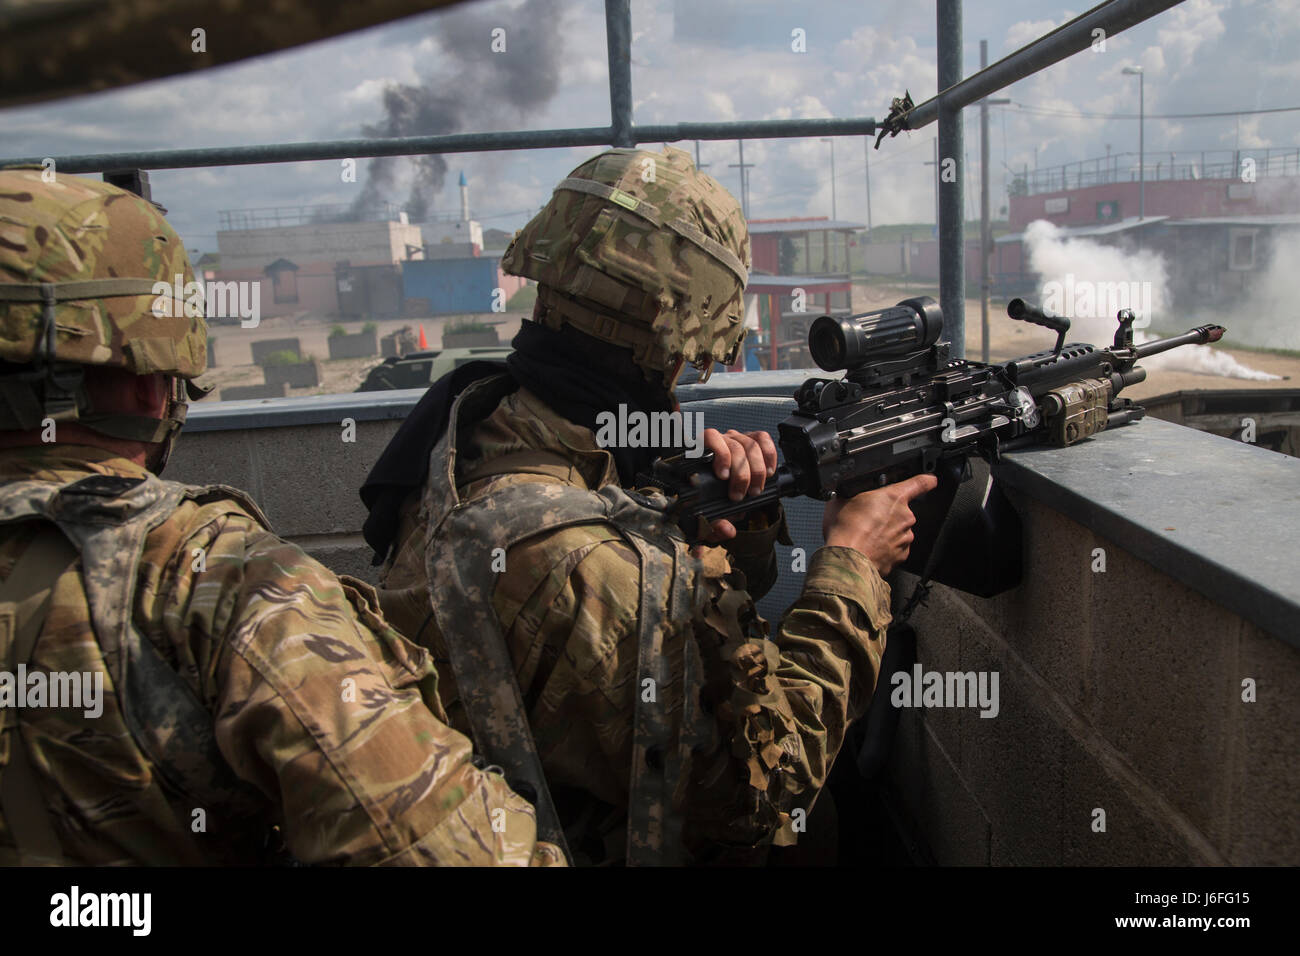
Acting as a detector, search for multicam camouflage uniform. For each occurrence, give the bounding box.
[377,148,893,864]
[0,169,562,866]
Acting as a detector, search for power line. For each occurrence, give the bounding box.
[1001,100,1300,121]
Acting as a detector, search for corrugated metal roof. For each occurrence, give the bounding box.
[1166,214,1300,227]
[746,273,850,288]
[995,216,1168,244]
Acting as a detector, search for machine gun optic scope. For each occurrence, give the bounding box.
[808,296,944,372]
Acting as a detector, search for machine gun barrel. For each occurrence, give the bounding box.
[1133,324,1225,359]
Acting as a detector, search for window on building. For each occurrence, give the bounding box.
[272,270,299,303]
[1229,229,1257,271]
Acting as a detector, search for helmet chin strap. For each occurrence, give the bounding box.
[76,375,189,475]
[140,377,189,475]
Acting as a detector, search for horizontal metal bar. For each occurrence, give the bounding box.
[6,118,877,174]
[636,118,877,141]
[904,0,1183,130]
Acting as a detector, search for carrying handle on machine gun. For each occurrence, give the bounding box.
[1007,298,1070,356]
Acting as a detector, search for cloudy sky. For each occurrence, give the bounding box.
[2,0,1295,257]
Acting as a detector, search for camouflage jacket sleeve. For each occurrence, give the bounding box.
[717,502,790,603]
[156,504,563,867]
[766,545,892,794]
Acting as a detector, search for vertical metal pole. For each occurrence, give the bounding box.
[739,139,747,216]
[863,136,873,236]
[605,0,634,148]
[729,141,753,217]
[830,139,837,219]
[768,294,780,370]
[979,39,990,365]
[1138,71,1145,219]
[932,138,939,226]
[937,0,965,358]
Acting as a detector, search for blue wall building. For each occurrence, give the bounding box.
[401,255,505,315]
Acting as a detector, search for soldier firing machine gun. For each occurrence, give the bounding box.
[644,296,1226,600]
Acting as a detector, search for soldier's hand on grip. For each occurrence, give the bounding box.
[822,473,939,576]
[698,427,778,541]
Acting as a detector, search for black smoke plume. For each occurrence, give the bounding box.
[345,0,564,223]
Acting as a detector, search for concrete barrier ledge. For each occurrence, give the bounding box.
[185,370,817,433]
[997,417,1299,648]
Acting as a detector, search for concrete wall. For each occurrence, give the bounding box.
[890,491,1298,865]
[168,412,402,583]
[217,220,425,272]
[862,238,986,280]
[1009,176,1300,230]
[423,218,482,252]
[214,269,336,320]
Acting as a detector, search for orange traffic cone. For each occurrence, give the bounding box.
[418,324,429,349]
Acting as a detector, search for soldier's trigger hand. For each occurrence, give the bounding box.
[703,427,777,501]
[821,473,939,577]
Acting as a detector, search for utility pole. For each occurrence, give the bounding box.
[729,140,754,219]
[1123,66,1145,219]
[820,138,837,219]
[694,140,709,172]
[923,138,939,231]
[979,38,1010,365]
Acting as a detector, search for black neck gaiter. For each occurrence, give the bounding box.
[506,320,678,486]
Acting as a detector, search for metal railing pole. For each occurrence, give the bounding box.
[605,0,634,148]
[904,0,1184,130]
[937,0,965,359]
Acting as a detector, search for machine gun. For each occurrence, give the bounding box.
[643,296,1226,597]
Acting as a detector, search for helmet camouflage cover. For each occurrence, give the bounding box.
[0,168,205,459]
[0,167,205,380]
[501,146,750,384]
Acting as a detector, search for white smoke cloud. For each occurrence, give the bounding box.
[1022,219,1279,380]
[1146,342,1280,380]
[1233,228,1300,351]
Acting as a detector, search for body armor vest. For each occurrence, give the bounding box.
[424,375,716,866]
[0,470,271,864]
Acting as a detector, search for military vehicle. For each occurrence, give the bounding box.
[355,346,514,392]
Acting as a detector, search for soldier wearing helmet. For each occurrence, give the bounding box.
[0,168,563,866]
[362,147,935,865]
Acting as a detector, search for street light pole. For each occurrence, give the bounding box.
[1123,65,1145,219]
[821,137,837,219]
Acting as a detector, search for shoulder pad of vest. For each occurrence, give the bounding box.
[180,483,273,530]
[60,474,149,498]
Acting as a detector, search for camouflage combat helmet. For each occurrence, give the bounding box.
[501,146,750,386]
[0,168,206,471]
